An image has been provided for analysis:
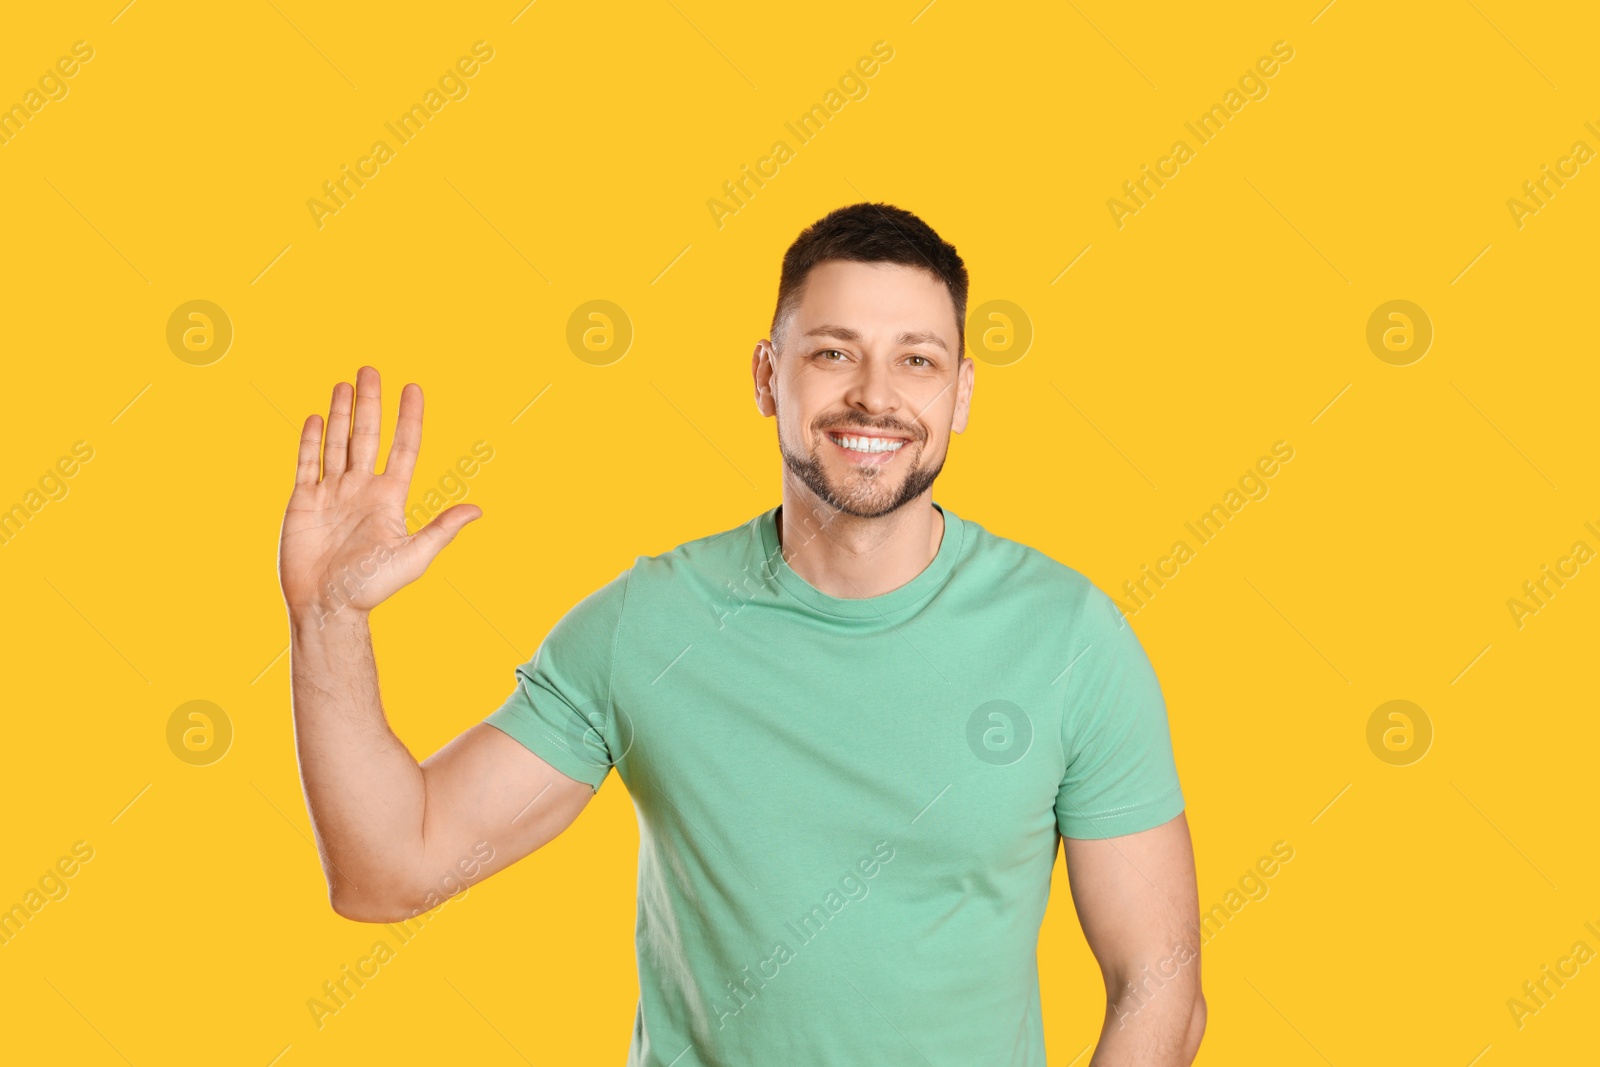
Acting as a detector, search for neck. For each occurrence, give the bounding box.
[775,486,945,600]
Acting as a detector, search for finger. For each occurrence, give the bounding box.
[349,365,383,474]
[409,503,481,566]
[323,381,353,478]
[296,414,324,486]
[383,383,424,484]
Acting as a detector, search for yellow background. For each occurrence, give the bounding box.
[2,0,1596,1063]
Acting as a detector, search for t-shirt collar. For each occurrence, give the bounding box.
[755,501,966,620]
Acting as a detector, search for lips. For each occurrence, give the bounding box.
[821,426,913,442]
[826,431,907,465]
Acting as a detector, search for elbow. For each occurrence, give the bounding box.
[329,882,420,925]
[1182,991,1207,1063]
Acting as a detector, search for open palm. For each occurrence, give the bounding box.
[278,366,480,626]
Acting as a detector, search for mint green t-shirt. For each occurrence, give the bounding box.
[485,502,1185,1066]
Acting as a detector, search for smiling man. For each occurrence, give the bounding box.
[279,202,1205,1066]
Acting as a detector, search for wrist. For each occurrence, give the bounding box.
[287,598,372,638]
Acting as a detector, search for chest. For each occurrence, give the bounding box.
[610,608,1068,879]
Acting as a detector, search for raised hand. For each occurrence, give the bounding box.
[278,366,481,628]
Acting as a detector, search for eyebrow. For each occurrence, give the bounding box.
[802,324,950,354]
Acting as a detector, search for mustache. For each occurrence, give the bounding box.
[817,418,919,440]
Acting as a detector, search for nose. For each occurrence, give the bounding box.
[841,354,901,425]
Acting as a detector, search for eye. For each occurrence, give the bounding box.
[906,354,931,367]
[816,349,848,361]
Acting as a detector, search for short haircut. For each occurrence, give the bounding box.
[769,202,968,358]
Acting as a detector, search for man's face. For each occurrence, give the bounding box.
[753,259,973,519]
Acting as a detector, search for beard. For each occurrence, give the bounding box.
[778,414,946,519]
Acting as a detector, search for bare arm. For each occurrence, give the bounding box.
[1062,812,1206,1066]
[281,367,594,923]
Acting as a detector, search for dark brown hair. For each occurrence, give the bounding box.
[769,202,968,358]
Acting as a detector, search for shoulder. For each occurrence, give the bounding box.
[956,512,1119,628]
[618,511,762,592]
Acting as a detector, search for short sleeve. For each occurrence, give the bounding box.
[1055,583,1185,839]
[484,567,631,793]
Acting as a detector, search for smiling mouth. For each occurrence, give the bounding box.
[826,431,909,463]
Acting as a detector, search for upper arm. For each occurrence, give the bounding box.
[398,568,632,916]
[1062,812,1202,1007]
[404,722,596,909]
[1054,583,1185,840]
[1055,583,1201,1026]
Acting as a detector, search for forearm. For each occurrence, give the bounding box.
[288,608,425,918]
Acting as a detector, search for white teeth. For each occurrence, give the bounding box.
[830,433,905,453]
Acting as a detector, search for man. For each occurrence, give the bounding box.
[278,202,1205,1065]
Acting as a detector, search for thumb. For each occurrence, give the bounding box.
[410,503,482,562]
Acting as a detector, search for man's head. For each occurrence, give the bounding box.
[754,202,974,520]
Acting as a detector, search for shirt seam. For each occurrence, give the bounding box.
[604,566,632,787]
[1065,784,1184,823]
[1057,581,1093,775]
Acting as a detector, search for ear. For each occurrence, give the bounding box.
[753,339,778,417]
[951,355,975,433]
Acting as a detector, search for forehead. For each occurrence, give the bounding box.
[791,260,958,340]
